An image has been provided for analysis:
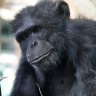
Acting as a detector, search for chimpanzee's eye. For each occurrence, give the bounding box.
[32,26,42,33]
[16,32,29,42]
[16,26,42,42]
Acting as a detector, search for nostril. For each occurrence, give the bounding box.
[31,41,37,48]
[34,41,37,46]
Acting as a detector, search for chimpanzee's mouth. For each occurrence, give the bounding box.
[30,51,52,64]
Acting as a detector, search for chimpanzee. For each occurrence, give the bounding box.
[10,0,96,96]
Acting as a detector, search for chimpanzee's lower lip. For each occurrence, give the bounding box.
[30,51,52,64]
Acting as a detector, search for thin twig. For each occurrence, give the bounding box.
[0,77,7,81]
[36,83,43,96]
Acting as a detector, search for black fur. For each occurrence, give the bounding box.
[11,0,96,96]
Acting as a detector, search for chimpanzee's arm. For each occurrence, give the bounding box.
[11,56,40,96]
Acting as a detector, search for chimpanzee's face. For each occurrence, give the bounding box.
[12,1,70,70]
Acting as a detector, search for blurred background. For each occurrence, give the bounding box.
[0,0,96,96]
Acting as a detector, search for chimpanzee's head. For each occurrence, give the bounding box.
[11,0,70,70]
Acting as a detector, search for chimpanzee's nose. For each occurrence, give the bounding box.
[31,40,38,48]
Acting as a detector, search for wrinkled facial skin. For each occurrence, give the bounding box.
[12,1,70,70]
[17,21,67,70]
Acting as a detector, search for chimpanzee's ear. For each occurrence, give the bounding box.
[55,1,70,18]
